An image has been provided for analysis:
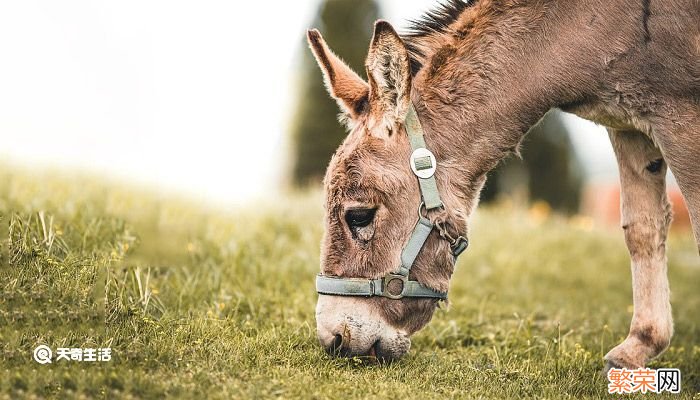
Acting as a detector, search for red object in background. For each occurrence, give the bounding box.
[582,184,691,231]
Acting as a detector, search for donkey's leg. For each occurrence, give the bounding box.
[604,129,673,370]
[653,122,700,252]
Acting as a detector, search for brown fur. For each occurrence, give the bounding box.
[309,0,699,364]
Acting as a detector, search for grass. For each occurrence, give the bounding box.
[0,166,698,399]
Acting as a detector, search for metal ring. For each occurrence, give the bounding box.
[417,202,429,219]
[381,274,407,299]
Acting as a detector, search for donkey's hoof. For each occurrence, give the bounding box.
[604,338,649,373]
[602,359,622,378]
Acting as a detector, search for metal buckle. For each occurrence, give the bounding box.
[381,274,407,299]
[450,236,469,257]
[434,217,469,258]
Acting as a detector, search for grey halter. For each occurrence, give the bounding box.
[315,103,469,300]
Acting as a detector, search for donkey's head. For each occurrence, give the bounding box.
[309,21,478,361]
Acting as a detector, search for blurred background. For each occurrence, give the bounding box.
[0,0,689,228]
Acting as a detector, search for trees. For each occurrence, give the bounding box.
[481,110,583,213]
[291,2,582,212]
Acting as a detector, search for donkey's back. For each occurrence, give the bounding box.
[570,0,699,122]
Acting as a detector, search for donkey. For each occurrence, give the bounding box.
[309,0,699,370]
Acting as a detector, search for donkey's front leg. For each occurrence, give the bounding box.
[604,129,674,370]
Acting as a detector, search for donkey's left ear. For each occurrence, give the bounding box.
[307,29,370,120]
[366,20,412,127]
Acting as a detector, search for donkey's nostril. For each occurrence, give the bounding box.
[331,334,343,352]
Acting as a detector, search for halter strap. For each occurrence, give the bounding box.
[315,102,467,300]
[315,274,448,300]
[405,105,443,210]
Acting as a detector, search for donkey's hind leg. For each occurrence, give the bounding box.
[653,118,700,252]
[604,129,673,370]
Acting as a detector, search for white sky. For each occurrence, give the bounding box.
[0,0,616,207]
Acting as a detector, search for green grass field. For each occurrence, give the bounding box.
[1,167,698,399]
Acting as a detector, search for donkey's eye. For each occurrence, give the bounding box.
[345,208,377,229]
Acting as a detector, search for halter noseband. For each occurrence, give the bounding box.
[315,103,469,300]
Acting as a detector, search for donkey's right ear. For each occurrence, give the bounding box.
[307,29,370,120]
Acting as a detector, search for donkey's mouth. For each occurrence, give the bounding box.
[368,341,377,358]
[361,341,382,365]
[371,338,411,363]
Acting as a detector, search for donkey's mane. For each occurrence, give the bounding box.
[402,0,476,76]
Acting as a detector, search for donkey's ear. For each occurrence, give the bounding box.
[307,29,370,119]
[365,20,412,127]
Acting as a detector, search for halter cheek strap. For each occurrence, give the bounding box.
[405,104,442,210]
[315,103,468,300]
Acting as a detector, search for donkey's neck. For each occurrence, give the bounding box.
[407,0,633,180]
